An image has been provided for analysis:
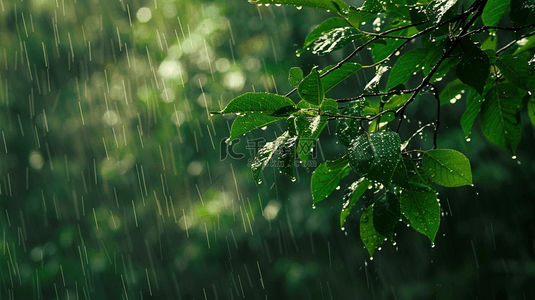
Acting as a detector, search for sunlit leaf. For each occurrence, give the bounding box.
[348,130,401,186]
[311,156,351,204]
[340,178,372,227]
[400,182,440,243]
[482,0,511,26]
[373,192,400,240]
[360,205,385,258]
[422,149,472,187]
[481,83,523,154]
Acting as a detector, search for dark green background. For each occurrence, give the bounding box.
[0,0,534,299]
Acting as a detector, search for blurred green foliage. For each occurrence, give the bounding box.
[0,0,534,299]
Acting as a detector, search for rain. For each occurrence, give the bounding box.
[1,0,535,299]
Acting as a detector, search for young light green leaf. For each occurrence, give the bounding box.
[482,0,511,26]
[360,205,385,258]
[460,89,483,138]
[481,83,523,154]
[289,67,304,86]
[311,156,351,204]
[495,55,531,90]
[297,18,350,56]
[222,93,296,140]
[299,67,324,106]
[422,149,473,187]
[455,42,490,95]
[336,99,365,147]
[348,130,401,186]
[251,131,291,184]
[248,0,350,13]
[400,182,440,243]
[386,48,429,90]
[311,27,362,55]
[340,178,372,227]
[373,192,400,241]
[320,63,363,93]
[426,0,459,24]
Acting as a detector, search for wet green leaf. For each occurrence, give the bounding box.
[320,63,363,93]
[289,67,304,86]
[456,42,490,95]
[311,27,362,55]
[278,135,299,180]
[297,18,350,56]
[481,83,523,154]
[360,205,385,258]
[373,192,400,240]
[392,157,429,188]
[222,93,296,140]
[336,100,365,147]
[482,0,511,26]
[387,48,429,90]
[348,131,401,186]
[311,156,351,204]
[340,179,372,227]
[400,182,440,243]
[528,96,535,128]
[510,0,535,27]
[299,67,324,106]
[426,0,459,24]
[422,149,472,187]
[251,131,292,184]
[460,89,483,138]
[439,79,469,105]
[270,105,300,117]
[495,55,531,90]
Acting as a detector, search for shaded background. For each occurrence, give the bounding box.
[0,0,534,299]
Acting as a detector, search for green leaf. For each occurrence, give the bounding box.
[222,93,296,140]
[289,67,304,86]
[383,92,411,111]
[373,192,400,240]
[455,42,490,95]
[426,0,458,24]
[439,79,469,105]
[510,0,535,27]
[482,0,511,26]
[296,99,338,162]
[311,156,351,204]
[320,63,363,93]
[248,0,350,13]
[528,96,535,128]
[361,0,383,13]
[392,157,429,188]
[372,30,411,62]
[336,100,365,147]
[400,182,440,243]
[513,35,535,55]
[426,0,458,23]
[270,105,300,117]
[251,131,292,184]
[422,149,473,187]
[495,55,531,90]
[340,178,372,227]
[481,83,523,154]
[297,18,350,56]
[278,135,299,180]
[364,65,390,92]
[299,67,324,106]
[460,89,483,138]
[387,48,429,90]
[310,27,362,55]
[348,130,401,186]
[360,205,385,258]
